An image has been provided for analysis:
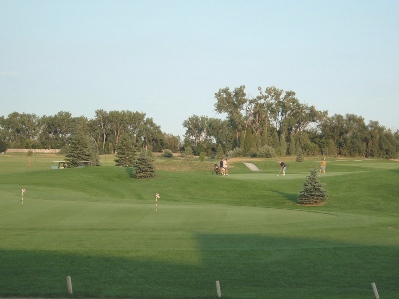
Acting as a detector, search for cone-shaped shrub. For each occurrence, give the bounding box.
[297,168,327,205]
[133,149,155,179]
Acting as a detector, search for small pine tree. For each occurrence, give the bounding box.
[184,146,194,161]
[65,132,100,167]
[297,168,328,205]
[133,149,156,179]
[199,151,206,162]
[115,134,136,167]
[296,148,304,162]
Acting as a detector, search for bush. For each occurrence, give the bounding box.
[226,147,243,158]
[255,145,276,158]
[0,141,8,153]
[199,152,206,162]
[162,149,173,158]
[297,168,328,205]
[296,148,304,162]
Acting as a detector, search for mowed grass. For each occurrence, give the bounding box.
[0,154,399,298]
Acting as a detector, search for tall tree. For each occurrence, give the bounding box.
[214,86,248,145]
[1,112,40,148]
[93,109,109,153]
[41,111,74,149]
[243,127,256,156]
[182,115,210,147]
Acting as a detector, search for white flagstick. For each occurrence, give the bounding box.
[371,282,379,299]
[155,193,160,211]
[21,189,26,204]
[67,276,73,294]
[216,280,221,298]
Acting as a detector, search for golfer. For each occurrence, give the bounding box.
[321,157,326,174]
[223,158,228,176]
[278,161,286,176]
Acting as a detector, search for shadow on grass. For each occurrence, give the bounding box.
[1,233,399,298]
[124,166,133,178]
[270,189,298,203]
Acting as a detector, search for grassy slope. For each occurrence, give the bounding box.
[0,154,399,298]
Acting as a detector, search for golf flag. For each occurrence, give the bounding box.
[156,193,160,199]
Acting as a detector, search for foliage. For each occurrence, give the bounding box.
[250,145,276,158]
[277,133,287,156]
[296,148,304,162]
[2,86,399,159]
[214,86,247,145]
[226,147,243,158]
[199,151,206,161]
[243,127,256,156]
[0,110,166,154]
[132,149,155,179]
[162,149,173,158]
[0,140,7,152]
[215,144,224,160]
[183,146,194,161]
[114,134,136,167]
[297,168,327,205]
[65,132,100,167]
[163,134,180,153]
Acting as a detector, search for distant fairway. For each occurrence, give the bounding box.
[1,154,399,298]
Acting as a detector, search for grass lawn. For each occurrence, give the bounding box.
[0,153,399,298]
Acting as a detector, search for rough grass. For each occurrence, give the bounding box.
[0,153,399,298]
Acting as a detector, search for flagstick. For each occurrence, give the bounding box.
[22,191,24,205]
[155,193,160,211]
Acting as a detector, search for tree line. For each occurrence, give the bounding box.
[1,86,398,159]
[0,110,180,154]
[182,86,399,159]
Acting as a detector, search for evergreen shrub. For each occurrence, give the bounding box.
[297,168,328,205]
[133,150,156,179]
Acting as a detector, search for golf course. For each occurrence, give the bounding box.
[0,153,398,298]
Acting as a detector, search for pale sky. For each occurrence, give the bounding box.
[1,0,398,136]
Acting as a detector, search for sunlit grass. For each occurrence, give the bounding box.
[0,153,399,298]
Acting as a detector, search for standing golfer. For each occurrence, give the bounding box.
[219,159,225,175]
[223,159,228,176]
[321,157,326,174]
[279,161,286,176]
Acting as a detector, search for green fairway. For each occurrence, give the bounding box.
[1,154,399,298]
